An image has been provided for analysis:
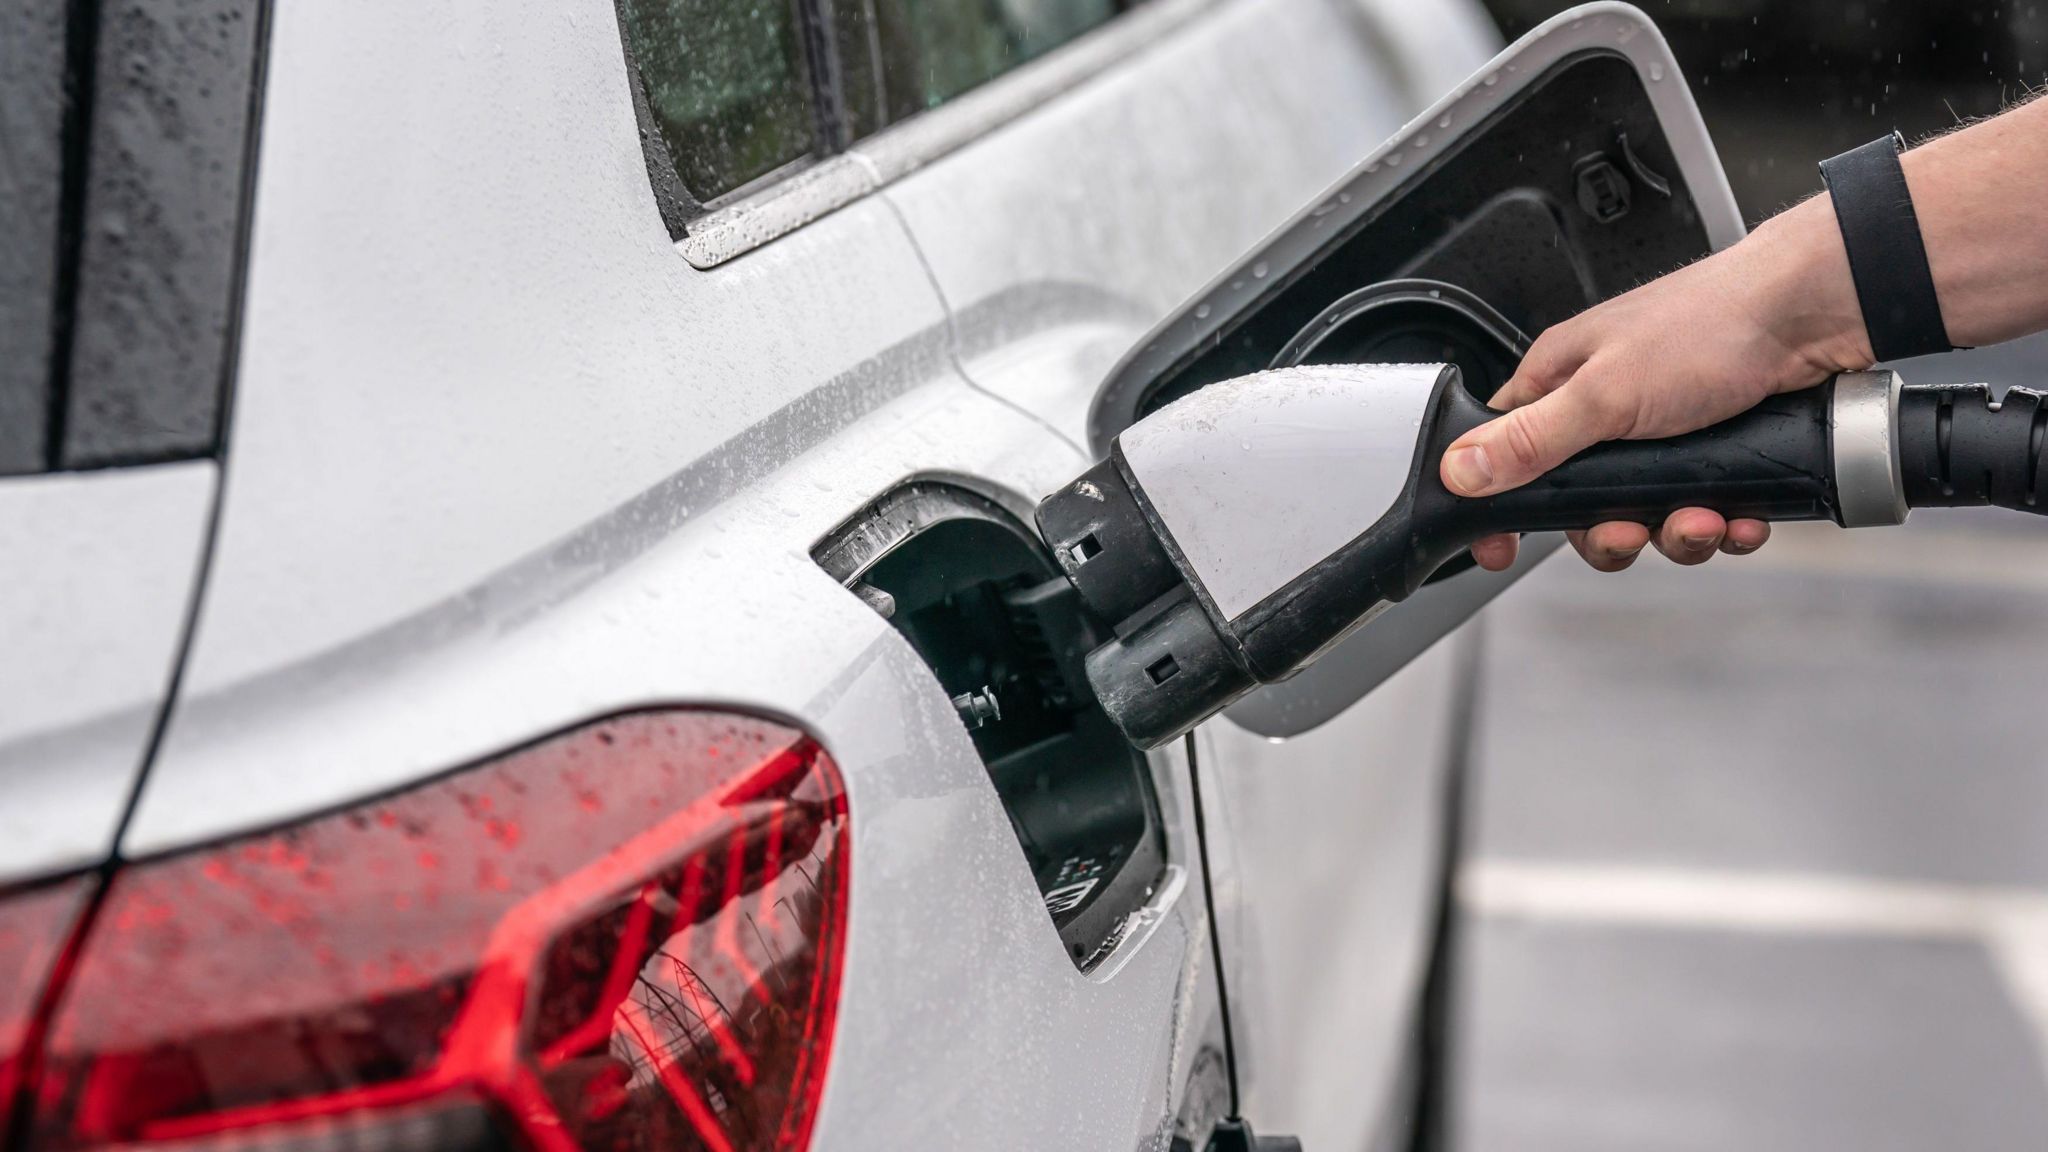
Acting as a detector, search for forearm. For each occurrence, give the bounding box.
[1744,97,2048,375]
[1901,95,2048,347]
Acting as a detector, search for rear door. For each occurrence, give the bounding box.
[1091,8,1745,1146]
[102,1,1216,1147]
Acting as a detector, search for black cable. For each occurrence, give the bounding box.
[1405,624,1487,1152]
[1184,731,1242,1120]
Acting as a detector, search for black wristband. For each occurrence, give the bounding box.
[1818,132,1957,362]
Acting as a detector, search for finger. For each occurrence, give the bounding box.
[1569,521,1651,572]
[1470,532,1520,572]
[1440,382,1626,497]
[1489,329,1588,412]
[1720,518,1771,555]
[1654,507,1727,565]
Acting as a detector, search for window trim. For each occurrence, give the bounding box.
[636,0,1221,269]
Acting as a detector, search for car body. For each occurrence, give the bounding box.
[0,2,1737,1149]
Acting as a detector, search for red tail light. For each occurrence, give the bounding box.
[12,710,849,1152]
[0,875,95,1126]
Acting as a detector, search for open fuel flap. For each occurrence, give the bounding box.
[813,482,1166,971]
[1085,2,1745,738]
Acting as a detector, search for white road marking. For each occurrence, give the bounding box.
[1460,858,2048,1090]
[1744,520,2048,592]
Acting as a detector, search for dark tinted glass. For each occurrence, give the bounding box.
[619,0,821,202]
[867,0,1120,119]
[0,0,67,473]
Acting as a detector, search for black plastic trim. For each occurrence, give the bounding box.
[58,0,266,470]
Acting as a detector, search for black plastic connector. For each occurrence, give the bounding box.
[1038,454,1185,627]
[1897,384,2048,513]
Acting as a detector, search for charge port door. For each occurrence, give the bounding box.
[813,481,1168,970]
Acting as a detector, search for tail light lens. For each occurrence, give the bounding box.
[0,876,95,1122]
[15,710,849,1152]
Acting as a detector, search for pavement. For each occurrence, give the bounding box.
[1448,334,2048,1149]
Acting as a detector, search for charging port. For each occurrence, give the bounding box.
[814,481,1167,969]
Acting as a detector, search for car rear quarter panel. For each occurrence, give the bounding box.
[121,1,1218,1145]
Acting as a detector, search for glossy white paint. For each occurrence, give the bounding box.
[1201,632,1470,1149]
[883,0,1417,449]
[0,462,212,884]
[1118,364,1442,620]
[1350,0,1516,112]
[164,0,954,705]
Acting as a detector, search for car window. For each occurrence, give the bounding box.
[865,0,1121,117]
[619,0,1138,241]
[617,0,821,202]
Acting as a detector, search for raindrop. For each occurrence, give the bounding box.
[1413,134,1430,148]
[1251,260,1269,279]
[1483,73,1499,87]
[1385,152,1403,166]
[1648,62,1664,82]
[1240,441,1252,451]
[1437,114,1452,129]
[1194,303,1212,319]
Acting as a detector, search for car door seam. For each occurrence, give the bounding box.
[869,181,1091,460]
[105,0,275,863]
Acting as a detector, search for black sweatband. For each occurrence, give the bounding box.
[1818,132,1957,362]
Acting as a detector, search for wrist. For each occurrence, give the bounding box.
[1743,198,1875,381]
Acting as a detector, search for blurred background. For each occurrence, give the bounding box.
[1449,2,2048,1148]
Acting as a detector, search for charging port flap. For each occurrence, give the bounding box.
[813,481,1167,970]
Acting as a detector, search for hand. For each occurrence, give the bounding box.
[1443,201,1874,572]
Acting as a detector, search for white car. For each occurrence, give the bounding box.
[0,2,1737,1149]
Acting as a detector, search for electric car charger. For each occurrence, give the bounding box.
[1039,356,2047,749]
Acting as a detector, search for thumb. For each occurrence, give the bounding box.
[1438,385,1619,497]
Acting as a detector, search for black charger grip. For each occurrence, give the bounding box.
[1895,384,2048,514]
[1418,378,1844,537]
[1229,372,1847,689]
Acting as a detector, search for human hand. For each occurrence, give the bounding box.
[1444,201,1874,572]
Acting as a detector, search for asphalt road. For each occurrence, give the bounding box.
[1448,335,2048,1150]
